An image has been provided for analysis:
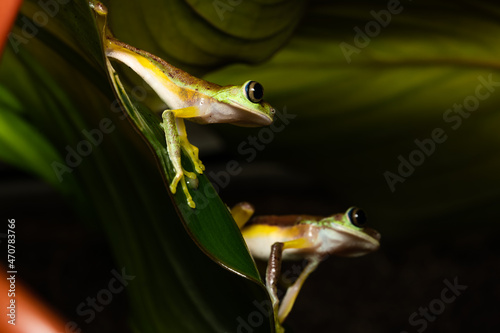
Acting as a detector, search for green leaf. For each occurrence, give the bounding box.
[1,0,280,332]
[107,65,262,281]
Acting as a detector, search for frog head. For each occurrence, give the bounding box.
[303,207,381,257]
[212,80,275,126]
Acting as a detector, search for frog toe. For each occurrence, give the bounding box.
[169,173,183,194]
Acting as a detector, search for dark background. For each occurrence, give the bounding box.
[2,159,499,333]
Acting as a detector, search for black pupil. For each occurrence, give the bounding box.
[252,83,263,100]
[247,81,263,102]
[350,208,367,227]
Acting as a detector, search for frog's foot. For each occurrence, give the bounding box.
[169,168,196,208]
[179,136,205,174]
[90,1,108,16]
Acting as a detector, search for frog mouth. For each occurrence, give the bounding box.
[363,227,382,242]
[228,100,274,127]
[318,225,380,257]
[331,224,381,248]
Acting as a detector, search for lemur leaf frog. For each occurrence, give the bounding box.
[231,202,380,331]
[91,1,275,208]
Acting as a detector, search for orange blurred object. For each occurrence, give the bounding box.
[0,0,23,55]
[0,267,68,333]
[1,1,84,331]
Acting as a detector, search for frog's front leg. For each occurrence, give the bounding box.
[266,238,320,325]
[278,256,321,323]
[175,115,205,174]
[161,108,203,208]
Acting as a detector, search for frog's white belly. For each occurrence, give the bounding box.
[106,48,188,109]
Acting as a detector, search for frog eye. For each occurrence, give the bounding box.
[245,81,264,103]
[347,207,367,228]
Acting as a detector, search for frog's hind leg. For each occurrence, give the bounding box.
[230,202,255,229]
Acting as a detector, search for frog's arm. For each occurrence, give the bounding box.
[277,254,321,323]
[161,112,200,207]
[266,239,320,325]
